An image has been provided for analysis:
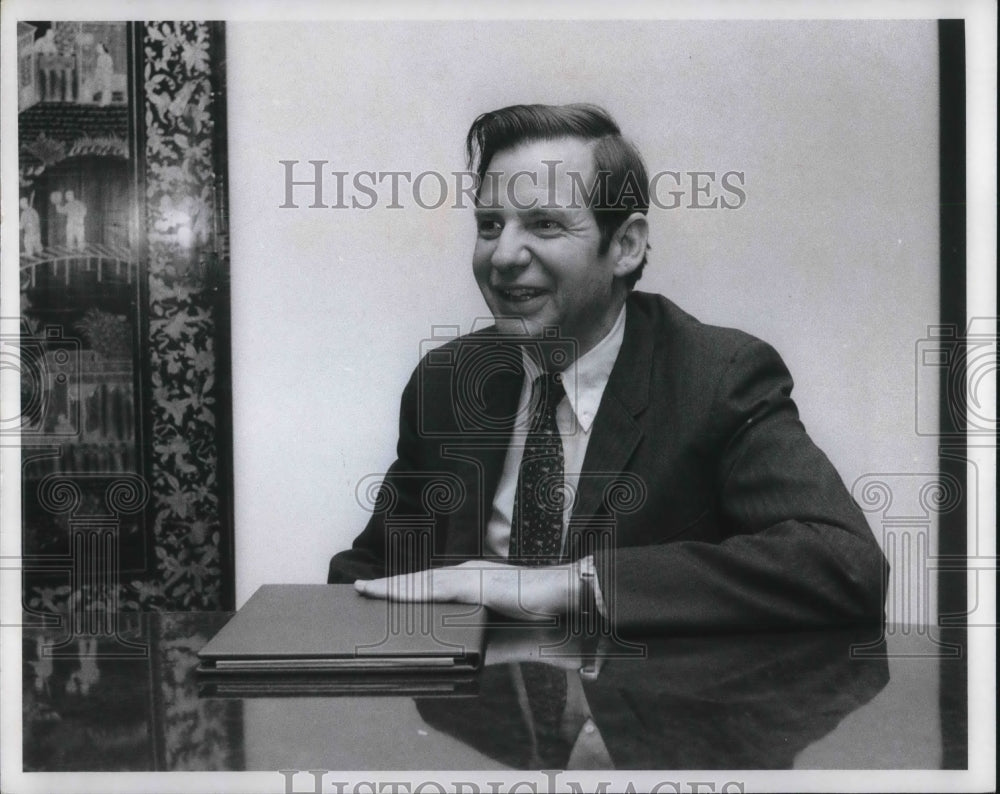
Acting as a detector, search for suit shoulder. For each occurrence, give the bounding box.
[408,325,507,390]
[629,291,774,364]
[413,325,501,362]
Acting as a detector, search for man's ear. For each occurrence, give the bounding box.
[611,212,649,279]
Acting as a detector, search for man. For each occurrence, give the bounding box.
[55,189,87,250]
[328,103,886,632]
[20,196,43,256]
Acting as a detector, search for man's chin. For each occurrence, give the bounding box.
[492,316,544,337]
[490,316,577,369]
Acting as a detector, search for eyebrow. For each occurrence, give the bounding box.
[473,206,575,220]
[522,206,573,219]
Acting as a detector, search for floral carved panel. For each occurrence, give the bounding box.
[142,21,231,611]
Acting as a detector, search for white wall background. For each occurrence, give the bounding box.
[227,20,939,616]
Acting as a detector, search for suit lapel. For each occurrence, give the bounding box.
[443,341,524,559]
[477,358,524,507]
[569,298,653,528]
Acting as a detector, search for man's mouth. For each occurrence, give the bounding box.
[494,286,547,303]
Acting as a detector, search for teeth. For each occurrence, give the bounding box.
[501,288,543,299]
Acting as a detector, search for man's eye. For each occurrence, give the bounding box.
[532,219,562,233]
[477,220,502,238]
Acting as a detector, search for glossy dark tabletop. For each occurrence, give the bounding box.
[22,613,966,771]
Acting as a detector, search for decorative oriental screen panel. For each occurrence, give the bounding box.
[16,21,234,626]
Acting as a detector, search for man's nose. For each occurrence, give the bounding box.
[490,225,531,270]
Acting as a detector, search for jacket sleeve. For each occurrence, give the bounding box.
[594,339,888,633]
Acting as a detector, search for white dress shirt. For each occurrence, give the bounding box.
[485,305,627,558]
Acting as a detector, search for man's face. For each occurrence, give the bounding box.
[472,137,625,361]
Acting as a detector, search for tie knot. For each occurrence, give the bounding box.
[533,372,565,413]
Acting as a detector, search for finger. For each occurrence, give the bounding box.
[357,574,427,602]
[388,573,431,602]
[354,578,389,599]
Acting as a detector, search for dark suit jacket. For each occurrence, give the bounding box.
[414,628,889,769]
[328,291,887,632]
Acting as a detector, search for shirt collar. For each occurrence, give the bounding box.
[520,304,627,433]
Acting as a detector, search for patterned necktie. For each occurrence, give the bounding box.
[509,372,566,566]
[517,661,571,768]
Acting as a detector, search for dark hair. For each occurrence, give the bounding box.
[465,103,650,286]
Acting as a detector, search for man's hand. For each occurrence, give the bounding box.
[354,560,582,622]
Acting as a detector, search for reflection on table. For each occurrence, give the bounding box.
[22,614,964,771]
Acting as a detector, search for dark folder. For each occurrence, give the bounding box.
[197,584,488,676]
